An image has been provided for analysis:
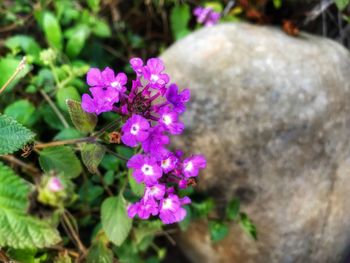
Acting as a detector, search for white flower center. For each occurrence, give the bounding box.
[111,81,121,88]
[162,114,172,126]
[185,161,193,172]
[162,198,173,210]
[150,74,159,83]
[141,164,154,176]
[161,158,170,169]
[130,124,139,135]
[150,186,159,195]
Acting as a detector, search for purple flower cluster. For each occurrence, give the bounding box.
[193,6,221,26]
[82,57,206,224]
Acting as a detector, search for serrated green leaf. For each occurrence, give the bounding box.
[39,146,82,178]
[56,86,81,111]
[66,100,97,133]
[239,213,257,240]
[101,196,132,246]
[87,240,113,263]
[128,169,144,197]
[80,143,105,174]
[170,4,191,40]
[226,198,240,221]
[4,99,37,127]
[335,0,349,10]
[0,114,35,155]
[43,12,63,50]
[0,162,61,249]
[208,221,229,242]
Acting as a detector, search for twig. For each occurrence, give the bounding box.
[35,137,95,149]
[40,90,70,129]
[0,57,26,95]
[0,155,40,177]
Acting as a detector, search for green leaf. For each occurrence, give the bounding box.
[39,146,82,178]
[5,35,41,62]
[56,86,81,111]
[335,0,349,10]
[239,213,257,240]
[128,169,144,197]
[4,99,36,127]
[80,143,106,173]
[208,221,229,242]
[134,220,162,245]
[87,0,101,13]
[66,25,90,58]
[54,128,82,140]
[170,4,191,40]
[0,114,35,155]
[66,100,97,133]
[87,240,113,263]
[204,2,223,12]
[101,196,132,246]
[43,12,63,50]
[179,206,191,231]
[0,57,30,92]
[273,0,282,9]
[0,162,61,249]
[226,198,240,221]
[92,20,111,38]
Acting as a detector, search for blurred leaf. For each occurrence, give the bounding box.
[54,128,82,140]
[104,171,115,186]
[179,206,191,231]
[191,198,214,218]
[92,20,111,38]
[134,220,162,245]
[335,0,349,10]
[80,143,106,173]
[54,252,72,263]
[239,213,257,240]
[0,162,61,249]
[39,104,65,130]
[87,0,101,13]
[5,35,41,62]
[4,99,37,127]
[0,56,30,92]
[226,198,240,221]
[43,12,63,50]
[204,2,223,12]
[56,86,81,111]
[170,4,191,40]
[66,25,90,57]
[128,169,144,197]
[208,221,229,242]
[101,195,132,246]
[7,248,37,263]
[87,240,113,263]
[0,114,35,155]
[67,100,97,133]
[39,146,82,178]
[273,0,282,9]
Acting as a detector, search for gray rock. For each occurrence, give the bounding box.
[161,23,350,263]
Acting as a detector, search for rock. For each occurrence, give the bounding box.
[161,23,350,263]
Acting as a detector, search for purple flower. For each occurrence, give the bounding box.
[160,152,178,173]
[130,57,144,76]
[143,58,169,89]
[165,84,190,114]
[48,177,63,192]
[127,154,163,186]
[86,68,104,87]
[144,184,166,200]
[183,155,207,178]
[121,114,150,147]
[101,67,127,93]
[127,198,159,219]
[158,106,184,135]
[141,126,169,157]
[159,194,191,224]
[82,92,118,115]
[193,6,220,27]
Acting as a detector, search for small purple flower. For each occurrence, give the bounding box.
[130,57,144,76]
[141,126,169,157]
[160,152,178,173]
[159,194,191,224]
[143,58,169,89]
[158,106,184,135]
[81,92,118,115]
[121,114,150,147]
[183,155,207,178]
[165,84,190,114]
[144,184,166,200]
[127,154,163,186]
[48,177,63,192]
[86,68,104,87]
[101,67,127,93]
[127,198,159,219]
[193,6,221,27]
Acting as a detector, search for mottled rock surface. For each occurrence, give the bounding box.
[161,23,350,263]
